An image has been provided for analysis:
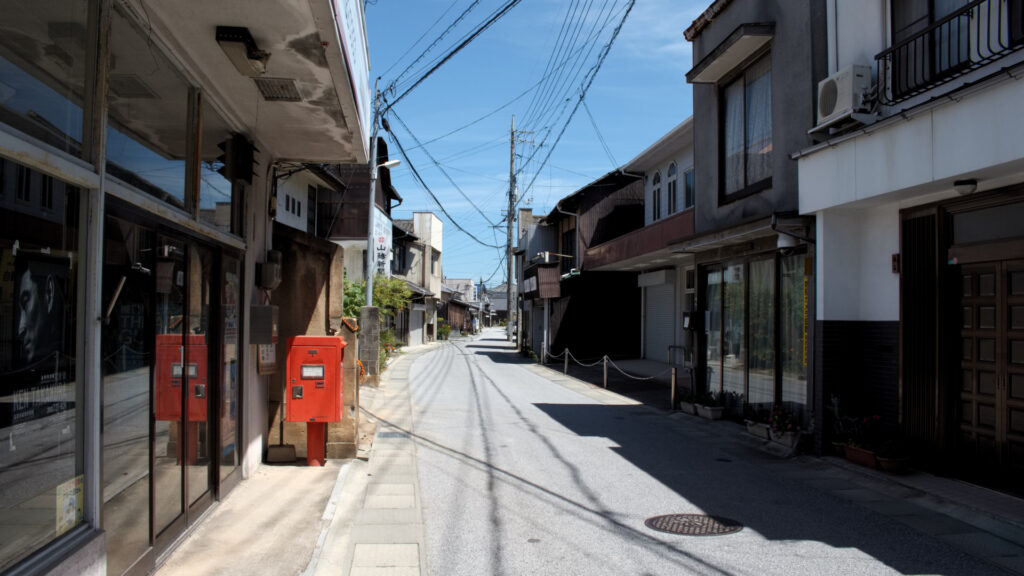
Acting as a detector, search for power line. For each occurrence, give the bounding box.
[386,127,503,249]
[517,0,635,204]
[581,97,617,167]
[388,0,483,89]
[389,109,497,226]
[384,0,525,113]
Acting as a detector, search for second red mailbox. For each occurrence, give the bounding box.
[285,335,346,423]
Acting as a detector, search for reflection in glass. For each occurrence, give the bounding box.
[748,259,775,408]
[105,5,190,209]
[0,0,88,157]
[780,254,807,407]
[705,269,722,393]
[199,100,236,233]
[101,216,154,576]
[186,245,213,506]
[722,264,746,400]
[220,257,241,481]
[154,237,184,536]
[0,160,80,571]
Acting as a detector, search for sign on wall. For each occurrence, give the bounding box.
[372,207,392,277]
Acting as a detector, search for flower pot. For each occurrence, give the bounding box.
[745,420,771,440]
[696,405,724,420]
[678,401,697,415]
[844,445,877,469]
[876,455,910,474]
[830,442,847,457]
[770,430,800,449]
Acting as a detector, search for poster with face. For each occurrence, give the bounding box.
[2,251,75,428]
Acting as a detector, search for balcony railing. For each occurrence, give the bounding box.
[876,0,1024,105]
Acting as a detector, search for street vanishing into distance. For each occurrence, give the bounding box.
[383,327,1012,576]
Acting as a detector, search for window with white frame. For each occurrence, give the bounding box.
[667,163,678,214]
[651,171,662,221]
[722,52,772,200]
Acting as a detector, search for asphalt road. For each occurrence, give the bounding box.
[408,327,1012,576]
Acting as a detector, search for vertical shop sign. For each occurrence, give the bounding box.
[372,207,392,277]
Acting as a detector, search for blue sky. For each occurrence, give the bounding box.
[364,0,705,285]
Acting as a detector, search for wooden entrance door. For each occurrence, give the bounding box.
[958,260,1024,488]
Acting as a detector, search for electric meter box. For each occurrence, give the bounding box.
[285,335,346,423]
[155,334,209,422]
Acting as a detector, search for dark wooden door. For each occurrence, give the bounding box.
[958,260,1024,489]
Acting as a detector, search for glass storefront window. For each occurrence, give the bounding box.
[101,214,154,576]
[781,253,808,407]
[105,4,190,211]
[0,0,88,158]
[722,263,745,400]
[705,269,723,392]
[0,158,81,571]
[748,258,775,409]
[199,101,237,234]
[220,257,240,481]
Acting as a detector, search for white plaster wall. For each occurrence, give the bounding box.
[276,173,312,232]
[244,150,274,478]
[815,206,899,322]
[800,78,1024,214]
[816,210,860,320]
[828,0,886,74]
[643,150,695,227]
[857,206,899,321]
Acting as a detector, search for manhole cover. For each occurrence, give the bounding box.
[644,514,743,536]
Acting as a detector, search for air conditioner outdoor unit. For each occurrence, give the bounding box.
[816,65,872,128]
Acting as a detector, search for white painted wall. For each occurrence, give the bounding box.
[800,79,1024,214]
[276,171,318,232]
[827,0,886,74]
[643,149,695,226]
[815,206,899,322]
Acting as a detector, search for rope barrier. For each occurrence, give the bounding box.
[605,357,672,381]
[566,350,605,368]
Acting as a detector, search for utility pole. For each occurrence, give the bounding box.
[366,79,380,307]
[506,116,515,342]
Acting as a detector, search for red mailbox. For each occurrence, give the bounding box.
[155,334,209,422]
[285,335,346,466]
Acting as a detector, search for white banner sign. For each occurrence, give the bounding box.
[372,207,392,277]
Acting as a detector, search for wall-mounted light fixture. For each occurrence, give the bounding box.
[954,178,978,195]
[216,26,270,77]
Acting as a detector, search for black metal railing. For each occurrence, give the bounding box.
[876,0,1024,105]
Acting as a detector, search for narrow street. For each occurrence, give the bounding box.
[403,327,1013,576]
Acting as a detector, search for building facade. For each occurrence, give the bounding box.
[683,0,826,425]
[797,0,1024,492]
[0,1,370,574]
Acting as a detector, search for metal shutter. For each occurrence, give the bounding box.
[644,282,675,361]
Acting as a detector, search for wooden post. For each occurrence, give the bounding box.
[603,356,608,389]
[564,349,569,374]
[671,367,677,410]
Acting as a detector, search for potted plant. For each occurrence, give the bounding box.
[843,415,883,468]
[875,437,911,474]
[744,406,771,440]
[677,387,698,415]
[695,390,725,420]
[768,405,801,449]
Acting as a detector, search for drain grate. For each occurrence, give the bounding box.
[644,514,743,536]
[378,431,409,439]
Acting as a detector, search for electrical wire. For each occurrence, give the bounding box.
[581,97,617,167]
[384,0,525,113]
[390,109,497,226]
[517,0,635,204]
[386,128,503,249]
